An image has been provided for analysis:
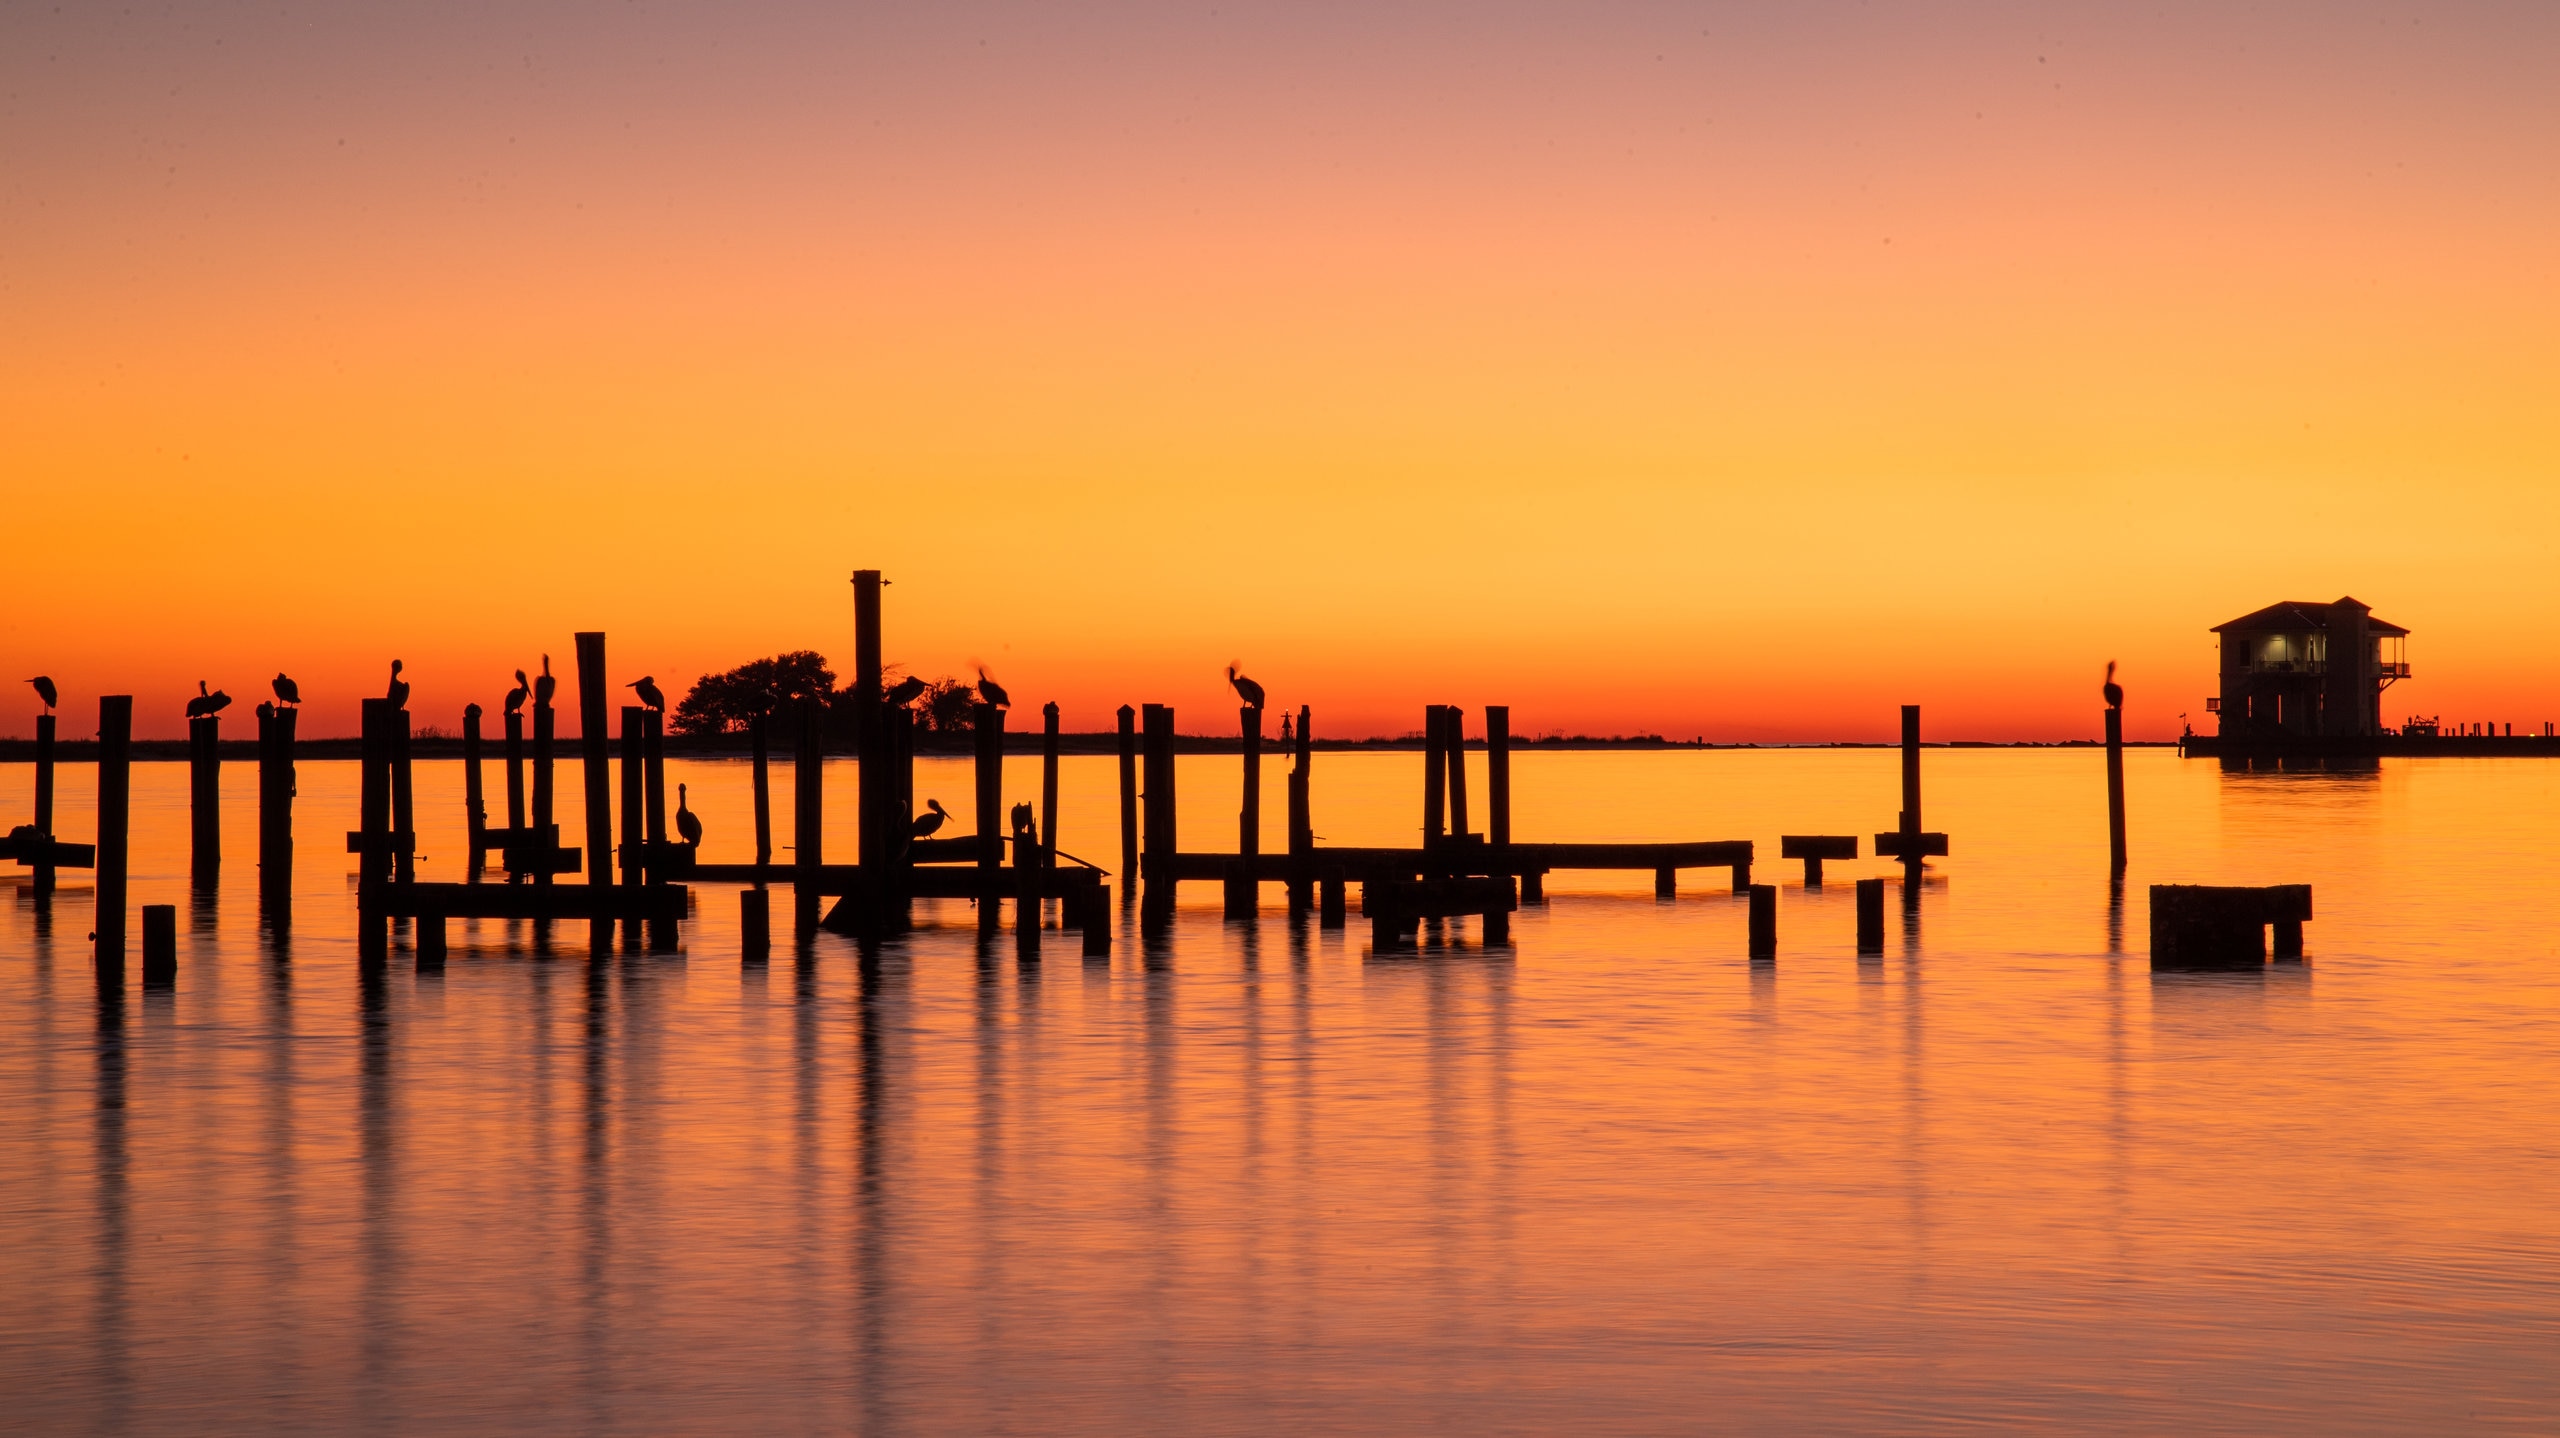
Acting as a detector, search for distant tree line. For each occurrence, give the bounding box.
[671,652,979,741]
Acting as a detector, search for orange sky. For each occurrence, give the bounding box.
[3,2,2554,741]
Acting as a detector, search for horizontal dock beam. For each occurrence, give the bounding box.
[688,861,1102,900]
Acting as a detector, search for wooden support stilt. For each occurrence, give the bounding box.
[257,702,295,918]
[1486,704,1511,852]
[1229,704,1261,919]
[189,712,220,884]
[357,697,391,963]
[1287,705,1313,914]
[852,569,884,932]
[33,711,58,899]
[1083,882,1112,957]
[889,704,915,930]
[1655,866,1676,899]
[619,706,646,950]
[793,695,823,935]
[142,904,176,986]
[463,704,488,875]
[1422,705,1447,869]
[749,712,772,868]
[391,705,416,886]
[643,707,668,868]
[95,696,134,979]
[2105,705,2127,870]
[1520,869,1544,904]
[740,888,770,960]
[1118,704,1139,894]
[417,912,447,970]
[1748,884,1777,958]
[1041,701,1061,887]
[975,701,1004,934]
[504,706,527,839]
[1014,807,1040,959]
[531,698,557,902]
[1855,878,1885,953]
[1445,705,1470,840]
[1319,865,1347,928]
[573,632,615,948]
[1141,703,1175,931]
[1900,703,1922,871]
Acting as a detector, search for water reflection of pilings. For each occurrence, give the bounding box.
[853,952,896,1438]
[358,962,398,1414]
[91,985,131,1430]
[578,955,612,1419]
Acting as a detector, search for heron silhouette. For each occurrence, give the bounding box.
[975,667,1010,709]
[911,798,950,837]
[186,681,232,718]
[271,672,300,707]
[628,676,666,712]
[675,784,703,848]
[2103,661,2123,711]
[504,669,529,715]
[27,676,57,711]
[533,655,556,708]
[884,675,926,707]
[386,660,410,711]
[1227,663,1265,711]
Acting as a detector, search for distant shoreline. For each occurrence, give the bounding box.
[0,734,2183,762]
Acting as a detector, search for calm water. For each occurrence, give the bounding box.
[3,747,2557,1434]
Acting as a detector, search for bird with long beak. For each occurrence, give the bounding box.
[911,798,950,837]
[1227,663,1266,711]
[975,667,1010,709]
[505,669,530,715]
[27,676,58,711]
[2103,661,2123,711]
[271,672,300,707]
[386,659,410,710]
[627,676,667,712]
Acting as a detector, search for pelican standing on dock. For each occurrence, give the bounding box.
[628,676,666,712]
[976,668,1010,709]
[386,659,410,711]
[271,673,300,707]
[1227,663,1266,711]
[27,676,57,712]
[912,798,950,837]
[675,784,703,849]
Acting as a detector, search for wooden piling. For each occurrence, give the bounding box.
[1319,865,1347,928]
[1422,705,1447,864]
[1655,866,1676,900]
[793,696,823,935]
[2104,705,2127,870]
[1855,878,1885,953]
[391,705,416,885]
[1117,705,1138,890]
[1287,705,1313,914]
[1229,704,1261,919]
[1445,706,1470,840]
[1748,884,1777,958]
[504,706,527,836]
[531,697,557,896]
[974,701,1004,933]
[357,698,391,962]
[95,697,133,979]
[749,712,772,868]
[142,904,176,986]
[257,702,293,916]
[1900,704,1922,856]
[32,711,58,898]
[1141,703,1175,931]
[189,713,220,882]
[1014,809,1040,959]
[417,911,447,970]
[573,632,616,946]
[620,706,647,893]
[740,888,771,960]
[852,570,884,923]
[1042,701,1061,884]
[463,704,488,874]
[1486,705,1511,852]
[889,704,915,930]
[643,707,668,869]
[1083,882,1112,957]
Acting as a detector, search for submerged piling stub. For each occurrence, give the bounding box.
[740,888,771,960]
[1854,878,1886,953]
[141,904,177,986]
[1747,884,1777,958]
[2149,884,2313,970]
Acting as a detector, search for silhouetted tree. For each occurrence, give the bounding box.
[917,677,978,734]
[671,651,838,736]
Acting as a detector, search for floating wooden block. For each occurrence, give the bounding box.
[2150,884,2313,970]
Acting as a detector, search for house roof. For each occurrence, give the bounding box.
[2212,598,2408,637]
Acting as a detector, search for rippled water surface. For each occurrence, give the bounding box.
[3,747,2557,1434]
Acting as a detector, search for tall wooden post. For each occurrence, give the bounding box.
[504,707,527,835]
[1422,705,1448,870]
[750,712,772,869]
[2105,705,2128,870]
[1040,702,1062,885]
[643,708,669,867]
[257,703,294,916]
[1141,703,1175,931]
[974,701,1004,933]
[1014,805,1041,959]
[1899,703,1923,897]
[531,696,557,898]
[357,698,392,962]
[1287,705,1313,914]
[33,711,59,898]
[189,712,220,883]
[95,696,133,975]
[462,703,487,874]
[851,571,885,933]
[390,707,416,886]
[888,704,915,930]
[1116,705,1138,891]
[793,696,822,935]
[1445,704,1470,842]
[1229,704,1262,919]
[573,632,616,948]
[620,707,647,894]
[1486,705,1511,850]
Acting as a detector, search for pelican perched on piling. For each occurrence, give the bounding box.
[911,798,950,837]
[628,675,666,712]
[2103,661,2123,711]
[504,669,529,715]
[271,672,300,707]
[676,784,703,848]
[27,676,57,711]
[1227,663,1265,711]
[976,667,1010,709]
[1009,800,1036,837]
[884,674,926,707]
[186,681,233,718]
[533,655,556,708]
[386,660,410,710]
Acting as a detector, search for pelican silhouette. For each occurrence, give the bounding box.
[504,669,529,715]
[27,676,57,711]
[1227,662,1266,711]
[2103,661,2123,711]
[1009,800,1036,837]
[675,783,703,848]
[186,681,232,718]
[975,667,1010,709]
[386,659,410,710]
[911,798,949,837]
[627,675,666,712]
[256,700,275,720]
[533,655,556,708]
[884,674,927,707]
[271,672,300,707]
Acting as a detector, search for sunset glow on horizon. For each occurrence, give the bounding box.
[6,1,2555,741]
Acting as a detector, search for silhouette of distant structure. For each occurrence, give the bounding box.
[2210,597,2407,739]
